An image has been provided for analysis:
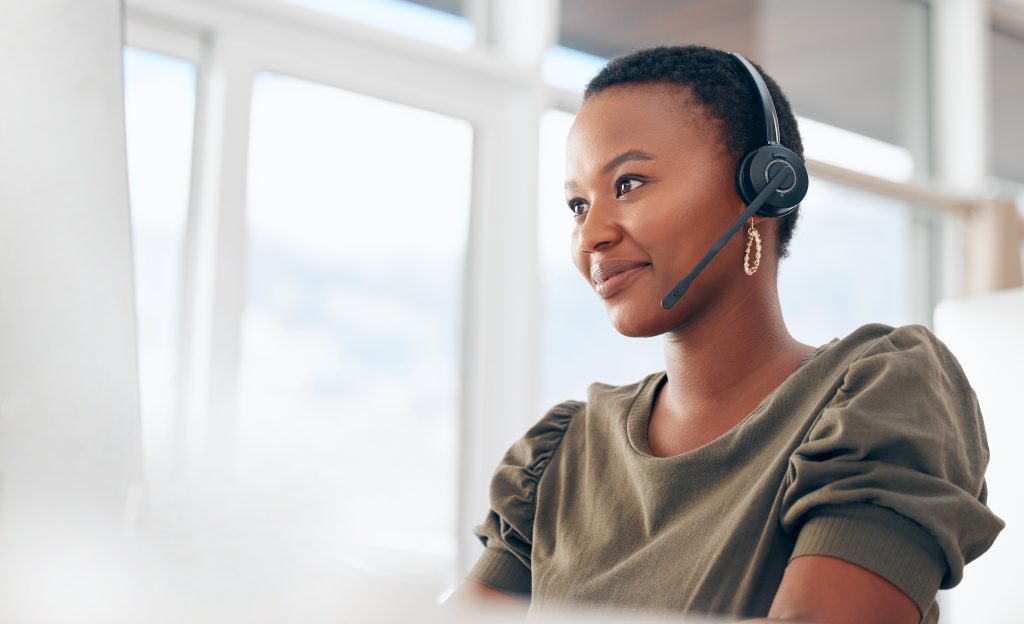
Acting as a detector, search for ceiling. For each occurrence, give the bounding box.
[557,0,930,155]
[405,0,1022,181]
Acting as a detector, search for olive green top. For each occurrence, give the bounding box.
[467,324,1004,623]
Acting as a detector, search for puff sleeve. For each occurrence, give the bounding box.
[780,325,1004,617]
[465,400,582,595]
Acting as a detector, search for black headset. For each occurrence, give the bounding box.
[731,52,808,217]
[660,52,809,309]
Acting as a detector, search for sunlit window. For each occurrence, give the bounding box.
[777,179,922,347]
[123,47,197,480]
[993,25,1024,183]
[242,72,473,579]
[282,0,473,49]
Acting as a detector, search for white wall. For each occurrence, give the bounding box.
[0,0,144,620]
[935,289,1024,624]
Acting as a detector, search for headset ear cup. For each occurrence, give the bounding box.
[735,145,808,218]
[735,149,760,204]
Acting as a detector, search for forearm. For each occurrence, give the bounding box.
[445,580,529,611]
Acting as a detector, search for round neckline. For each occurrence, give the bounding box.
[625,338,838,461]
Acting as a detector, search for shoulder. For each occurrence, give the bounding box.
[820,322,957,363]
[497,399,585,485]
[469,400,585,590]
[523,398,584,449]
[824,323,978,415]
[585,371,664,416]
[781,325,1004,612]
[496,374,658,485]
[800,323,982,448]
[844,322,966,366]
[807,323,975,404]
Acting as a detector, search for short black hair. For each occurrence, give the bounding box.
[583,45,804,260]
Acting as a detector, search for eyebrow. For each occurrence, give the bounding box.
[564,149,657,191]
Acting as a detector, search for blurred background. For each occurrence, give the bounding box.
[1,0,1022,622]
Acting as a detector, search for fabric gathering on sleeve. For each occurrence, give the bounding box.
[466,400,583,596]
[780,325,1005,618]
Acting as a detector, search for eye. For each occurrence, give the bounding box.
[567,198,589,221]
[615,176,647,198]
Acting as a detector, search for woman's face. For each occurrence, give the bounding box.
[565,83,754,338]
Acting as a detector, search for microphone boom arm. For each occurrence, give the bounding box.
[660,170,791,310]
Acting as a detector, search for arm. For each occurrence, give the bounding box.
[769,327,1004,622]
[444,579,529,612]
[444,558,915,623]
[740,555,920,624]
[449,559,914,624]
[456,402,581,614]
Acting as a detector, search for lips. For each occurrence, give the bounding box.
[591,259,650,299]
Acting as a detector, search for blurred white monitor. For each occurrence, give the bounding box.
[934,288,1023,624]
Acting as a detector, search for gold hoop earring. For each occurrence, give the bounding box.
[744,218,761,276]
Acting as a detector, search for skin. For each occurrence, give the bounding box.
[447,83,921,623]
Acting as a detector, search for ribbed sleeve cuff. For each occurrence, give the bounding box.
[466,547,532,596]
[791,504,945,618]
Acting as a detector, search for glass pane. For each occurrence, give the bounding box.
[778,179,923,347]
[122,47,196,480]
[403,0,461,15]
[993,25,1024,183]
[553,0,930,162]
[242,72,472,580]
[538,110,927,408]
[282,0,473,49]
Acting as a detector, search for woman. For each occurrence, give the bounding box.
[447,46,1003,623]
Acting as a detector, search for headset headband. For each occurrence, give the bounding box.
[729,52,780,146]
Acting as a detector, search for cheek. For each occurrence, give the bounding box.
[636,205,693,260]
[639,203,735,281]
[569,231,589,279]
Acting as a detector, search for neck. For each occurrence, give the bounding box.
[658,269,810,420]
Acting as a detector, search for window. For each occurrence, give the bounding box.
[777,179,929,347]
[240,72,473,578]
[282,0,474,49]
[123,47,197,480]
[993,24,1024,183]
[991,20,1024,293]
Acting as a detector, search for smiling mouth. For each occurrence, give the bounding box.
[594,264,650,299]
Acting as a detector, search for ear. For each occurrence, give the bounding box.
[756,216,783,269]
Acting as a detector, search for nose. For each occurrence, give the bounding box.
[575,201,622,254]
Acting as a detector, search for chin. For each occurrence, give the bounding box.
[604,302,672,338]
